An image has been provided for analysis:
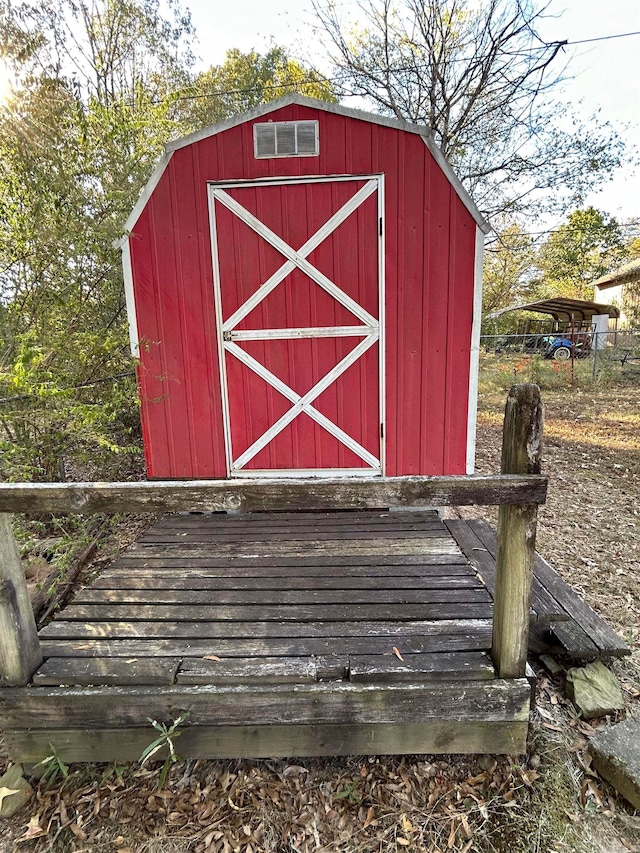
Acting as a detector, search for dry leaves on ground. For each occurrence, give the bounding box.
[3,752,564,853]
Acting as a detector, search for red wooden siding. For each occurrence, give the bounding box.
[128,103,477,478]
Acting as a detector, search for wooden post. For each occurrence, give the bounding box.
[492,385,543,679]
[0,513,43,686]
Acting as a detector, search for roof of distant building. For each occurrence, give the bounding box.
[592,258,640,289]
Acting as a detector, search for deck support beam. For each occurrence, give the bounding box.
[0,513,42,686]
[492,385,543,679]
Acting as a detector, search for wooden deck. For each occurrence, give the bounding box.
[0,509,626,763]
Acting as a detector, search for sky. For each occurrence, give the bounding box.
[185,0,640,225]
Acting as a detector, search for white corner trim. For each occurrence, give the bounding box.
[124,151,173,233]
[121,237,139,357]
[466,226,485,474]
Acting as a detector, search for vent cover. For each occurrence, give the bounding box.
[254,120,319,158]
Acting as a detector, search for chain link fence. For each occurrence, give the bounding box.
[480,329,640,382]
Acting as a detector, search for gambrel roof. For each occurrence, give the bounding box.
[122,94,490,237]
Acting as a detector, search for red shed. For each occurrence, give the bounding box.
[121,95,489,480]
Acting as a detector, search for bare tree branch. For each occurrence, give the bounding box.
[313,0,626,219]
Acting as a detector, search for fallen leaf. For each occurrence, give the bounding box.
[460,813,473,839]
[0,787,20,809]
[392,646,405,662]
[203,655,222,661]
[520,769,540,788]
[70,822,88,840]
[363,806,377,828]
[447,818,457,848]
[282,765,308,777]
[17,815,46,842]
[401,813,414,833]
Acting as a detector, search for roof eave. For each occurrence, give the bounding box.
[121,94,490,235]
[592,260,640,288]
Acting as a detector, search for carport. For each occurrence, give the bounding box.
[487,296,620,330]
[485,297,621,362]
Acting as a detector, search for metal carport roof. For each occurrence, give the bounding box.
[486,297,620,322]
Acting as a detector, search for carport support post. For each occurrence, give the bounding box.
[492,384,543,679]
[0,513,42,686]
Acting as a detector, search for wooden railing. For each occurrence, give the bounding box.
[0,384,544,687]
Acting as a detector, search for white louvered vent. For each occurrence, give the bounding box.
[254,120,319,158]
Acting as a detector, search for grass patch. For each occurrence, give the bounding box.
[477,351,637,406]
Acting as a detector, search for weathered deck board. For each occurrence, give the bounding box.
[3,719,529,761]
[139,513,449,534]
[349,652,495,683]
[33,657,181,686]
[89,574,481,591]
[105,559,471,575]
[550,621,600,660]
[445,519,563,624]
[60,602,493,623]
[39,617,494,640]
[0,475,547,513]
[39,626,494,659]
[139,529,452,542]
[29,651,500,687]
[73,586,486,605]
[121,538,461,558]
[175,656,336,685]
[156,510,441,526]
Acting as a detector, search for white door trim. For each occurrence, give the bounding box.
[208,174,385,477]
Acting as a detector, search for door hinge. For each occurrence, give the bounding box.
[380,422,384,439]
[379,217,383,236]
[222,330,232,342]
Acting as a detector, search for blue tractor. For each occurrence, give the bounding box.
[523,334,590,360]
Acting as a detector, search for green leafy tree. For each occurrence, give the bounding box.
[533,207,627,300]
[184,47,336,130]
[313,0,625,219]
[482,223,536,319]
[627,236,640,259]
[0,0,195,480]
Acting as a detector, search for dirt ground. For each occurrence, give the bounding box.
[1,368,639,852]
